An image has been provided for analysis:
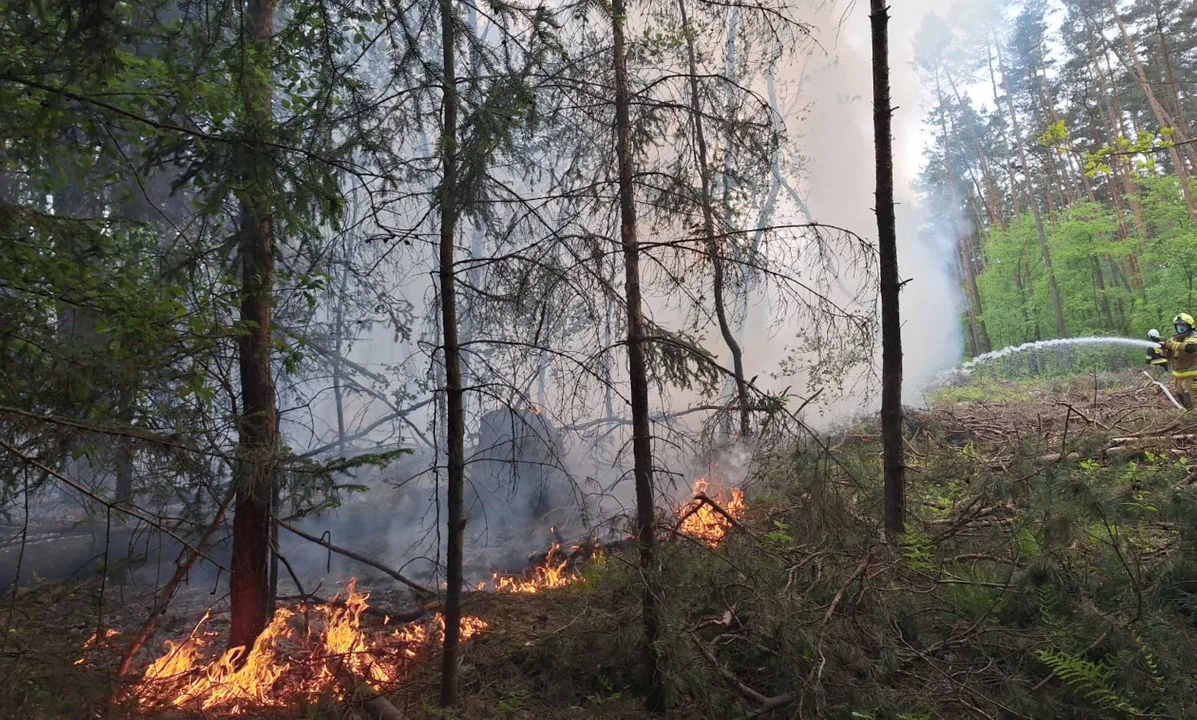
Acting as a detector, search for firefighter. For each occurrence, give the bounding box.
[1162,313,1197,409]
[1147,329,1170,372]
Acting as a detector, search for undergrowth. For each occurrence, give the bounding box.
[500,373,1197,718]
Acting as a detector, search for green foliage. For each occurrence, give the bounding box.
[1036,648,1148,717]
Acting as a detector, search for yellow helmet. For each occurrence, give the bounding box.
[1175,313,1196,333]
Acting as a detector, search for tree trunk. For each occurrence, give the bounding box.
[1093,256,1115,330]
[676,0,750,437]
[996,42,1067,338]
[935,69,990,354]
[1106,0,1197,187]
[612,0,665,708]
[437,0,466,707]
[1090,35,1151,239]
[870,0,904,539]
[1153,2,1193,151]
[229,0,279,654]
[946,68,1005,230]
[986,41,1021,218]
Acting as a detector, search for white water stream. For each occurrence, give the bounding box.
[942,336,1155,380]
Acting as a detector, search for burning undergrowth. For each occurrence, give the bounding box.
[127,581,487,714]
[117,477,747,715]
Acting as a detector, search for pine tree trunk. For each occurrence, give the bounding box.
[986,41,1021,218]
[1091,35,1151,239]
[1107,0,1197,179]
[229,0,279,655]
[676,0,750,437]
[612,0,664,708]
[996,42,1067,338]
[437,0,466,706]
[946,66,1005,229]
[1153,3,1193,153]
[1093,256,1115,330]
[870,0,904,539]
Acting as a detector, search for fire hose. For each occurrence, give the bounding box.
[1142,371,1186,410]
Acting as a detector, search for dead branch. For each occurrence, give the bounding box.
[331,657,407,720]
[808,545,878,687]
[1110,434,1197,445]
[692,632,794,713]
[277,519,434,597]
[0,439,227,571]
[281,596,443,624]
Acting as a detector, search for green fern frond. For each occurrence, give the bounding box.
[1036,648,1146,717]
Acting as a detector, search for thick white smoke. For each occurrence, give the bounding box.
[794,0,965,412]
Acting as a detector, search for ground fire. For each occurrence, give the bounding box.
[124,480,745,713]
[128,580,487,714]
[677,478,747,548]
[479,542,580,593]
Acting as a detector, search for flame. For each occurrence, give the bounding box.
[75,628,120,665]
[677,478,746,548]
[481,543,582,593]
[128,579,488,713]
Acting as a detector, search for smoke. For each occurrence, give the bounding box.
[261,0,975,588]
[3,2,971,591]
[792,1,965,412]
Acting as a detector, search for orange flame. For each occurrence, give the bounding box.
[677,478,746,548]
[128,579,488,713]
[480,543,582,593]
[75,628,120,665]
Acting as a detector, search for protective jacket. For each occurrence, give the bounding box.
[1164,332,1197,376]
[1147,344,1170,368]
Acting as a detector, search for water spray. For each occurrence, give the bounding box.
[940,336,1155,380]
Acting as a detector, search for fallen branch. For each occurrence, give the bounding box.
[1142,371,1185,410]
[331,657,407,720]
[692,632,793,713]
[0,439,227,572]
[1109,433,1197,445]
[280,595,443,624]
[1039,452,1080,463]
[277,519,434,598]
[808,545,878,688]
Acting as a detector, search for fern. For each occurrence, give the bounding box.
[1036,648,1147,717]
[1129,631,1165,691]
[902,524,935,572]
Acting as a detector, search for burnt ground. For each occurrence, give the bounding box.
[4,369,1197,719]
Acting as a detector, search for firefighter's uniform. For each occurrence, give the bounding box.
[1163,313,1197,409]
[1147,344,1170,371]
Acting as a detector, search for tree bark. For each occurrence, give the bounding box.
[1093,256,1115,330]
[1106,0,1197,222]
[870,0,905,539]
[612,0,665,709]
[986,41,1021,218]
[437,0,466,708]
[996,41,1067,338]
[228,0,279,655]
[676,0,750,438]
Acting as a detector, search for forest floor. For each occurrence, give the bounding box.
[4,368,1197,719]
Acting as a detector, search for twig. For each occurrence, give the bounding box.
[0,439,227,571]
[277,519,434,597]
[807,545,878,688]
